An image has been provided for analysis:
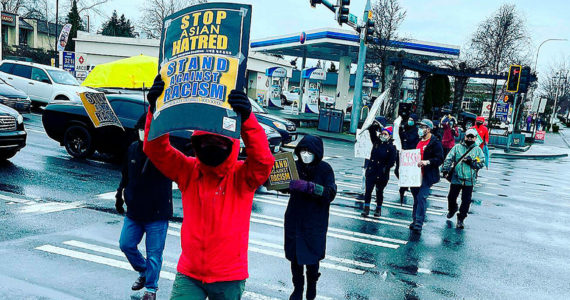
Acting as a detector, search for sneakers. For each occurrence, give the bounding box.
[131,276,145,291]
[361,206,370,217]
[456,218,465,229]
[447,209,457,219]
[373,207,381,217]
[141,291,156,300]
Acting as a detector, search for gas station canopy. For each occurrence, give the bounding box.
[251,28,460,63]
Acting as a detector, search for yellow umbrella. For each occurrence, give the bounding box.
[82,55,158,89]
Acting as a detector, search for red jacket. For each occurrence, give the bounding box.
[441,123,459,149]
[471,116,489,149]
[143,111,274,283]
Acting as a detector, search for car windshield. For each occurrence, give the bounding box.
[249,98,268,113]
[46,69,80,86]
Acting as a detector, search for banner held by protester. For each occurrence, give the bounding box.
[147,2,252,141]
[354,89,389,159]
[79,92,123,129]
[398,149,422,187]
[267,152,299,190]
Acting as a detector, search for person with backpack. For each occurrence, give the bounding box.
[361,123,397,217]
[442,128,485,229]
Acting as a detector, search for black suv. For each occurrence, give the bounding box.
[0,103,26,160]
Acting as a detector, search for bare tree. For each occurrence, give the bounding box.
[539,60,570,123]
[1,0,23,13]
[469,4,531,121]
[365,0,407,93]
[139,0,207,39]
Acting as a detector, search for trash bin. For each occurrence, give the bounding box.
[329,109,344,133]
[318,108,331,131]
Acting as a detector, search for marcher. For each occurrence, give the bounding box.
[526,114,533,131]
[441,115,459,157]
[116,114,173,300]
[285,135,337,300]
[361,123,397,217]
[471,116,489,168]
[410,119,444,234]
[442,128,485,229]
[143,76,275,300]
[395,114,420,204]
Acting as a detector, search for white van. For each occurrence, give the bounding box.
[0,60,96,106]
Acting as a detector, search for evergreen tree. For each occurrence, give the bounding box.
[101,11,135,38]
[65,0,84,51]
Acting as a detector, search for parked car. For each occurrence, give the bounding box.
[281,86,301,105]
[249,97,298,144]
[42,93,282,160]
[0,103,26,161]
[0,60,97,107]
[0,78,31,113]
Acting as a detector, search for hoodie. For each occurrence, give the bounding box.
[471,116,489,149]
[143,110,274,283]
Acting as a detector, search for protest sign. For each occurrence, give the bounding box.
[267,152,299,190]
[148,2,252,141]
[535,130,545,143]
[79,92,123,129]
[398,149,422,187]
[354,89,389,159]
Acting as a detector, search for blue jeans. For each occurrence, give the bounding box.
[119,216,168,292]
[410,178,432,229]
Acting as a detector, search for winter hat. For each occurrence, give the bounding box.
[410,113,419,121]
[465,128,478,137]
[382,126,393,136]
[419,119,434,129]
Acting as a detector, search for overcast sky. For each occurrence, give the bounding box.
[89,0,569,76]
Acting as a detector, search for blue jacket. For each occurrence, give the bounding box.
[419,136,444,186]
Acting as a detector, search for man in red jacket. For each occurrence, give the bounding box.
[471,116,490,168]
[143,76,275,299]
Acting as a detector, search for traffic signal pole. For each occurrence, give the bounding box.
[349,0,371,134]
[506,93,518,153]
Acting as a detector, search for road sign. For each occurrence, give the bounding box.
[62,51,75,73]
[348,13,358,25]
[506,65,522,93]
[75,53,89,80]
[495,102,510,123]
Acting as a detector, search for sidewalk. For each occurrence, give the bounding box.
[296,127,355,143]
[490,127,570,159]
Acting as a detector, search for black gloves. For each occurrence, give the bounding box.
[115,190,125,214]
[147,75,165,112]
[463,156,473,165]
[228,90,251,123]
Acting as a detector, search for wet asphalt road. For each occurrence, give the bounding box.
[0,112,569,299]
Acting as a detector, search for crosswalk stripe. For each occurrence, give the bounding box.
[62,240,178,269]
[19,202,83,214]
[36,244,176,280]
[165,230,367,275]
[36,244,279,300]
[254,197,408,228]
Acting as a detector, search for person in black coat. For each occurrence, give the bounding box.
[115,114,173,299]
[410,119,444,234]
[395,113,420,204]
[284,135,337,300]
[361,122,397,217]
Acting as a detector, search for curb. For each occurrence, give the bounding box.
[491,152,569,159]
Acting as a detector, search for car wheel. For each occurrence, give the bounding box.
[55,95,70,101]
[64,125,95,158]
[0,151,17,161]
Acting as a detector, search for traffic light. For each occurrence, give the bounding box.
[518,66,531,94]
[336,0,350,25]
[309,0,322,7]
[506,65,522,93]
[364,18,375,44]
[503,94,514,104]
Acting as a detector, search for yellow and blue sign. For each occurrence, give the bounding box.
[148,2,252,141]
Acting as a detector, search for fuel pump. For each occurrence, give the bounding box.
[362,79,373,108]
[301,67,326,114]
[265,67,287,108]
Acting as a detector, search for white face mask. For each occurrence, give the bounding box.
[138,130,145,142]
[300,150,315,164]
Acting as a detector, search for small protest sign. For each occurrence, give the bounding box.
[398,149,422,187]
[148,2,252,141]
[79,92,123,129]
[267,152,299,190]
[535,130,545,143]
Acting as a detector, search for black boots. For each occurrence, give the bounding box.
[374,206,382,217]
[306,272,321,300]
[361,206,370,217]
[131,276,145,291]
[289,274,304,300]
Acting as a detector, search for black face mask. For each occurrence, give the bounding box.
[195,145,232,167]
[465,140,475,146]
[476,122,483,126]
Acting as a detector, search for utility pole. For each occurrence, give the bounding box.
[349,0,371,134]
[54,0,59,67]
[506,93,518,153]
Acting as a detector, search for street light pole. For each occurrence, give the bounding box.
[534,39,568,71]
[349,0,371,134]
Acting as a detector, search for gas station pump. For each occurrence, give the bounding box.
[301,67,327,114]
[362,79,373,108]
[265,67,288,108]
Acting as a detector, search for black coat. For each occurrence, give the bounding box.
[366,127,397,183]
[400,125,420,150]
[418,135,444,186]
[284,135,337,265]
[118,141,173,222]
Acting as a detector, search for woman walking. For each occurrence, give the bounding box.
[285,135,337,300]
